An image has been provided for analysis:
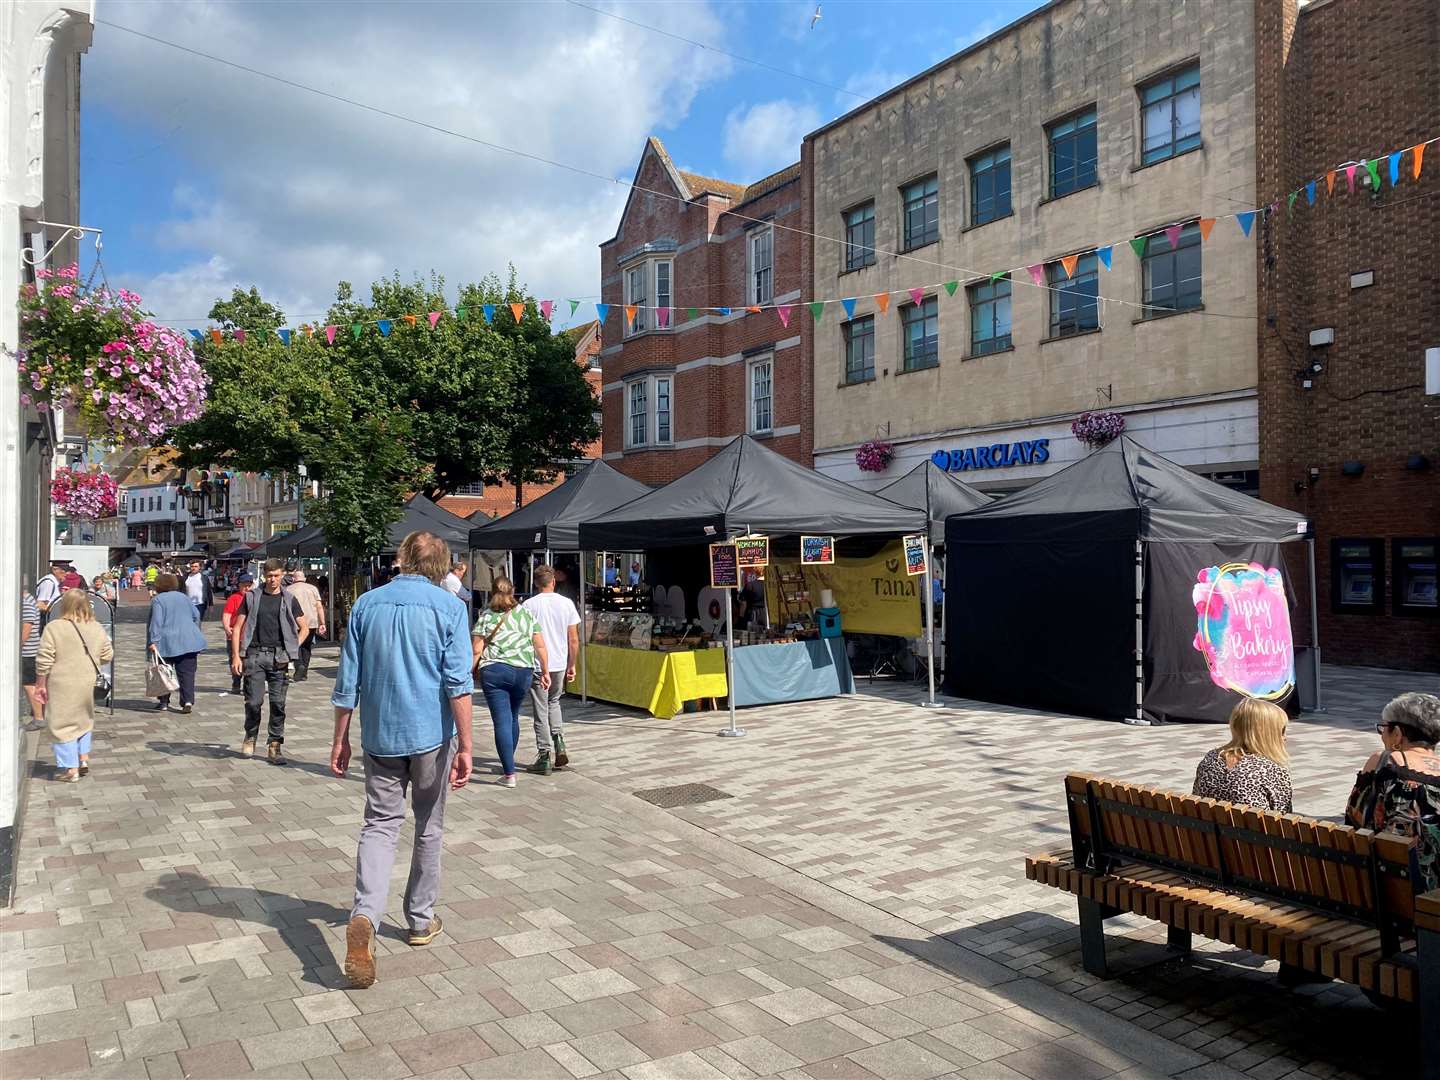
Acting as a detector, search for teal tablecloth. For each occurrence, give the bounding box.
[731,637,852,707]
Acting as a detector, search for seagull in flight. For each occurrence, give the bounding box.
[810,4,822,30]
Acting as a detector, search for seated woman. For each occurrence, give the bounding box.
[1344,691,1440,892]
[1193,698,1293,812]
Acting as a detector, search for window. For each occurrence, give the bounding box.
[623,374,673,449]
[655,259,672,314]
[968,146,1011,226]
[1393,538,1438,616]
[623,259,672,336]
[1048,107,1097,197]
[624,264,648,335]
[1331,538,1384,614]
[747,356,773,434]
[1142,222,1202,317]
[844,203,875,271]
[626,379,647,448]
[1140,63,1200,165]
[1047,253,1100,337]
[901,175,939,250]
[655,376,672,445]
[747,227,773,305]
[843,316,875,384]
[968,276,1012,356]
[901,296,939,371]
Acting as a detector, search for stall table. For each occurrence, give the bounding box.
[731,638,852,707]
[567,643,728,718]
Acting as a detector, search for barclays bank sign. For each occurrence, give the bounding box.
[931,439,1050,472]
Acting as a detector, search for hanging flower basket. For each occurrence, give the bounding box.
[50,467,118,520]
[16,265,207,445]
[1071,411,1125,448]
[855,439,895,473]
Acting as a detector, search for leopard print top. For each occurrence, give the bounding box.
[1192,749,1293,813]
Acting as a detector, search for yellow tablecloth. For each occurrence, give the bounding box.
[567,643,729,718]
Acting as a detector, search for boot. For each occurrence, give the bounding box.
[267,740,287,766]
[526,752,552,776]
[552,733,569,769]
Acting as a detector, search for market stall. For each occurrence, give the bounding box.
[578,436,927,726]
[944,436,1316,725]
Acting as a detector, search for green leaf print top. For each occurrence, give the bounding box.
[472,606,541,669]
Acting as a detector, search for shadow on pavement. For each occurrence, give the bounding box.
[145,739,360,783]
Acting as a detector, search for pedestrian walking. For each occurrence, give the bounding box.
[521,564,579,776]
[330,531,474,988]
[147,574,206,714]
[92,575,117,603]
[21,592,43,728]
[184,560,213,621]
[34,560,65,624]
[220,573,254,695]
[471,577,549,788]
[443,559,472,606]
[33,590,113,782]
[229,559,309,764]
[287,570,326,681]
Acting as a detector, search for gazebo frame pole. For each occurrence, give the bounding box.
[920,542,940,708]
[579,550,588,703]
[1126,538,1148,726]
[327,548,336,646]
[718,586,745,738]
[1307,536,1324,712]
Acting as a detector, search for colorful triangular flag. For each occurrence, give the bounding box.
[325,325,338,344]
[482,304,496,324]
[428,311,441,328]
[402,314,417,328]
[351,324,363,340]
[1345,164,1358,193]
[685,307,698,321]
[840,298,857,319]
[277,329,291,346]
[233,329,246,344]
[808,302,825,323]
[657,307,671,329]
[1305,180,1316,205]
[456,306,467,321]
[1027,263,1046,286]
[943,280,959,297]
[1388,150,1402,187]
[1096,246,1113,270]
[1326,170,1336,195]
[510,302,525,323]
[715,307,732,316]
[1287,191,1299,215]
[1414,143,1427,179]
[209,329,222,345]
[188,329,201,341]
[568,299,580,317]
[777,305,793,328]
[988,271,1007,284]
[1236,211,1256,237]
[377,319,392,337]
[540,300,554,321]
[1129,237,1147,260]
[745,305,761,315]
[1365,158,1381,189]
[1198,218,1216,242]
[1060,254,1080,279]
[908,288,925,306]
[623,305,637,329]
[595,303,609,324]
[875,293,890,313]
[1165,224,1183,248]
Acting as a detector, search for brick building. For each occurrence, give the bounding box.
[1255,0,1439,671]
[597,138,810,485]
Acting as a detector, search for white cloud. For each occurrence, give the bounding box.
[84,0,733,325]
[721,100,820,178]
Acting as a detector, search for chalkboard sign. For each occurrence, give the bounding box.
[903,534,928,576]
[800,535,834,565]
[735,536,770,568]
[709,543,740,588]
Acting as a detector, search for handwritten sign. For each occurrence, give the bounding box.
[709,543,739,589]
[800,535,834,565]
[902,534,927,576]
[1191,562,1294,700]
[735,536,770,568]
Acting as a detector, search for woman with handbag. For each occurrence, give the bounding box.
[470,577,549,788]
[33,589,114,782]
[147,573,207,713]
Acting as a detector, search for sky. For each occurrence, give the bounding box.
[78,0,1047,332]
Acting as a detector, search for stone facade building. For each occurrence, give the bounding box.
[597,138,810,485]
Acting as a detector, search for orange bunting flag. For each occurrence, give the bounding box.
[510,303,526,323]
[402,314,417,328]
[745,305,761,314]
[209,329,222,345]
[875,293,890,314]
[1060,253,1080,279]
[1326,170,1336,195]
[1197,217,1216,242]
[623,305,637,329]
[302,325,314,338]
[1414,143,1427,179]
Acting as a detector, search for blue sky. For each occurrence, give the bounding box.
[79,0,1045,330]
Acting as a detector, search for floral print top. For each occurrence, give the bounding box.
[1192,749,1294,813]
[1344,748,1440,892]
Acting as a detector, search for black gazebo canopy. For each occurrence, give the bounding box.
[469,461,651,552]
[878,460,991,546]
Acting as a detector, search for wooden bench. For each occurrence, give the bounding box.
[1027,773,1439,1079]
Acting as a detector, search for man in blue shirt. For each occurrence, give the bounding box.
[330,531,474,988]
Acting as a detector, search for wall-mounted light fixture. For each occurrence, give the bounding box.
[1406,453,1430,471]
[1309,327,1335,347]
[1341,461,1365,477]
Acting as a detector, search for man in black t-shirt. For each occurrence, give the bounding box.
[230,559,309,764]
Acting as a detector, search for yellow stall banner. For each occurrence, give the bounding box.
[766,541,921,637]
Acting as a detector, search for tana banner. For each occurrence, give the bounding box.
[766,541,921,637]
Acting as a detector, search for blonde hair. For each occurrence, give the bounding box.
[488,576,517,612]
[1219,698,1290,766]
[396,531,451,584]
[55,589,95,623]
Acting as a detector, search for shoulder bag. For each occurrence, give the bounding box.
[71,622,113,705]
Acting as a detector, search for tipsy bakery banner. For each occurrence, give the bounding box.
[1191,562,1295,701]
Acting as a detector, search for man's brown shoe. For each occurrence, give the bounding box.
[344,915,376,988]
[240,737,255,757]
[408,916,443,947]
[267,741,287,766]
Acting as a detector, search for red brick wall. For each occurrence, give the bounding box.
[1255,0,1440,671]
[599,147,810,487]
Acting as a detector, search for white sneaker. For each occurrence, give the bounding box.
[502,774,517,788]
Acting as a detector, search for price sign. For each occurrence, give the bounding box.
[709,543,740,588]
[903,534,928,576]
[800,535,834,565]
[735,535,770,568]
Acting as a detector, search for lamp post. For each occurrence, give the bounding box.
[296,462,307,530]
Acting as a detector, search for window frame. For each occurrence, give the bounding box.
[1139,62,1201,166]
[1046,253,1101,338]
[842,315,875,385]
[901,174,939,251]
[900,295,940,372]
[746,354,774,435]
[621,257,674,337]
[967,275,1013,357]
[844,202,876,272]
[623,373,675,450]
[624,378,648,449]
[1047,106,1098,198]
[747,226,773,305]
[1141,222,1203,318]
[968,144,1012,227]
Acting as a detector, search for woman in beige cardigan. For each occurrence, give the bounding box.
[34,589,113,782]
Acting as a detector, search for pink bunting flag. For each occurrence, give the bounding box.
[1165,224,1183,249]
[908,288,925,306]
[1345,163,1358,193]
[325,324,338,344]
[1027,264,1045,287]
[233,329,246,344]
[776,304,793,328]
[540,300,554,321]
[657,307,671,329]
[427,311,441,328]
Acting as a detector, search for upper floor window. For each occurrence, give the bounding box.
[968,276,1012,356]
[1142,222,1202,317]
[624,264,649,335]
[901,175,939,251]
[1140,63,1200,165]
[1048,107,1098,196]
[901,295,939,371]
[624,373,674,449]
[844,203,876,271]
[747,355,773,434]
[747,227,773,305]
[1047,253,1100,337]
[843,316,875,385]
[968,146,1011,227]
[622,258,672,337]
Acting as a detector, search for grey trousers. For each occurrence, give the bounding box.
[530,673,566,753]
[351,739,454,933]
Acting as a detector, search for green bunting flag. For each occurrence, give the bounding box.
[943,280,959,297]
[457,306,467,321]
[351,323,362,340]
[685,307,698,321]
[808,302,826,323]
[1287,190,1299,215]
[989,271,1006,284]
[1129,236,1148,260]
[1364,157,1382,189]
[568,300,580,317]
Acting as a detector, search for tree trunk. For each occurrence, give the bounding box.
[513,473,524,510]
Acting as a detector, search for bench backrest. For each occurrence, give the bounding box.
[1063,773,1419,950]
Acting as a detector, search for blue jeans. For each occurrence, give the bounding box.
[480,663,533,776]
[54,731,92,768]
